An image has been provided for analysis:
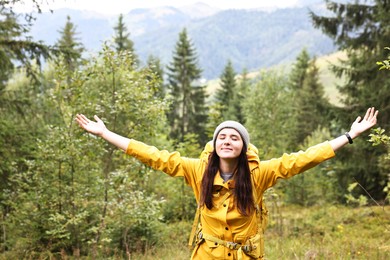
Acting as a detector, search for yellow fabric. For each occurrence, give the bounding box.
[126,140,335,259]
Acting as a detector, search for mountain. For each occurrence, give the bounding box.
[27,2,335,79]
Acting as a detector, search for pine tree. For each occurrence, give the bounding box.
[55,16,84,73]
[235,68,251,124]
[288,49,331,147]
[166,28,208,144]
[146,55,165,99]
[215,60,239,121]
[310,0,389,122]
[310,0,390,199]
[0,9,50,88]
[295,58,330,144]
[289,48,310,92]
[113,14,138,67]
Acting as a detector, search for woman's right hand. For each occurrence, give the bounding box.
[75,114,107,137]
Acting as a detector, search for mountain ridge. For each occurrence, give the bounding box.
[27,2,335,79]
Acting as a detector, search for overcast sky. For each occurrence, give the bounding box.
[16,0,300,15]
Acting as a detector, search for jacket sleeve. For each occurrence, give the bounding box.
[125,139,200,181]
[256,141,336,190]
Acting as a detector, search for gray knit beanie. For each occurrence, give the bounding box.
[212,120,250,148]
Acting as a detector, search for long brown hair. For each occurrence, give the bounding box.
[200,143,255,216]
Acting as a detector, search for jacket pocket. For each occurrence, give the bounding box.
[243,233,264,259]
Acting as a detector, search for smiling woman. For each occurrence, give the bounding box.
[75,107,378,259]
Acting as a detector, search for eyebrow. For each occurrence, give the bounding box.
[218,133,241,139]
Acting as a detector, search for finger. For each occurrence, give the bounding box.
[363,107,372,121]
[76,114,89,125]
[369,107,375,118]
[371,110,378,123]
[354,116,362,123]
[93,115,101,122]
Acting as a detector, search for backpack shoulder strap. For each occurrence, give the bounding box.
[188,205,201,248]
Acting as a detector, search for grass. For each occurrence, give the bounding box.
[131,204,390,260]
[1,204,387,259]
[265,204,390,259]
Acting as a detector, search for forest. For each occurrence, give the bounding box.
[0,0,389,259]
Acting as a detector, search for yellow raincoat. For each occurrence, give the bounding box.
[126,139,335,259]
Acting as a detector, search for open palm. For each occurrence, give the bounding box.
[350,107,378,137]
[75,114,107,136]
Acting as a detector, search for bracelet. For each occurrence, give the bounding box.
[345,132,353,144]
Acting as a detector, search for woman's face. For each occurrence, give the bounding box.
[215,128,244,159]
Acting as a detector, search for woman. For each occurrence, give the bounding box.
[75,107,378,259]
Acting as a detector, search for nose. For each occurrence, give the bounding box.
[223,138,231,145]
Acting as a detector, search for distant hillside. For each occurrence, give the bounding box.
[316,51,347,106]
[206,51,347,106]
[27,2,336,79]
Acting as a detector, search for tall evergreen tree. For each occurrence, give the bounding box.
[215,60,240,121]
[113,14,138,67]
[234,68,251,124]
[166,28,208,144]
[289,48,310,92]
[288,49,331,147]
[55,16,84,73]
[295,58,330,143]
[146,55,165,98]
[310,0,389,199]
[1,4,52,249]
[0,8,50,88]
[310,0,389,123]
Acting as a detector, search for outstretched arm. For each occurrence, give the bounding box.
[330,107,378,152]
[75,114,130,151]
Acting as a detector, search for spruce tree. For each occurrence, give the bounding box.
[0,8,50,88]
[288,49,330,147]
[310,0,389,199]
[215,60,239,121]
[166,28,208,144]
[310,0,389,123]
[289,48,310,92]
[55,16,84,73]
[295,58,330,144]
[113,14,138,67]
[235,68,251,124]
[146,55,165,99]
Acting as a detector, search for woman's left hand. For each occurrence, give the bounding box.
[349,107,378,138]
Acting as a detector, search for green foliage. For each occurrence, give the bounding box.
[130,205,390,259]
[166,28,208,145]
[344,182,369,207]
[377,47,390,70]
[243,70,294,157]
[54,15,85,73]
[264,205,390,259]
[311,0,389,200]
[289,50,332,147]
[0,44,170,257]
[289,48,310,92]
[214,60,241,121]
[281,128,340,206]
[0,6,51,86]
[1,1,389,257]
[104,176,164,253]
[146,134,199,224]
[369,127,390,204]
[112,14,139,67]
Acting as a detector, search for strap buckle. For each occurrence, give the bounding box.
[242,245,251,252]
[226,241,240,250]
